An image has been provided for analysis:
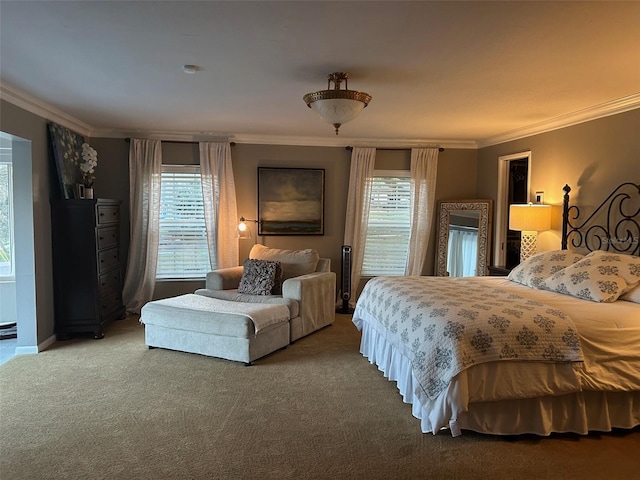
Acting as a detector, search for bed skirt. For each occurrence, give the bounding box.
[357,317,640,437]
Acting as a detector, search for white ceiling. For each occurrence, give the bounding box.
[1,1,639,148]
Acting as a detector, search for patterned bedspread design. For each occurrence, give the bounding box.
[355,276,584,400]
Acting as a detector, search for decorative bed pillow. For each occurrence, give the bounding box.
[507,250,585,289]
[237,259,278,295]
[541,250,640,303]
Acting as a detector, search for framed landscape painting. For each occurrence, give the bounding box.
[258,167,325,235]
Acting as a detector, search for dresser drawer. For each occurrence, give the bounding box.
[97,205,120,225]
[97,226,119,250]
[100,291,123,318]
[99,269,121,296]
[98,247,120,274]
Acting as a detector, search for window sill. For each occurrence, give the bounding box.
[155,277,206,282]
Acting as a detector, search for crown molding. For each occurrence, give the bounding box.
[93,129,478,150]
[3,81,637,150]
[0,81,93,137]
[477,93,640,148]
[1,82,476,149]
[231,134,477,150]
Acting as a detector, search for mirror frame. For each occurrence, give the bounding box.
[435,199,493,277]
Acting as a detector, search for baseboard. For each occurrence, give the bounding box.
[14,333,56,355]
[38,334,57,352]
[15,345,38,355]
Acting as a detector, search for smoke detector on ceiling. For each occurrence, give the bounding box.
[183,65,200,74]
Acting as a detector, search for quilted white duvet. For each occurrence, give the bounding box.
[352,276,640,435]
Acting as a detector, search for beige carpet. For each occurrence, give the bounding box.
[1,314,638,480]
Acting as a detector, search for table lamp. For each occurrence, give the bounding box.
[509,203,551,262]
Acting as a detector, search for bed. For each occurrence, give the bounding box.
[352,183,640,436]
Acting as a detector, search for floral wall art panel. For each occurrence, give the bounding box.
[48,122,85,199]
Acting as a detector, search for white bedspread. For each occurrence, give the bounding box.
[353,276,640,435]
[354,276,584,400]
[486,278,640,391]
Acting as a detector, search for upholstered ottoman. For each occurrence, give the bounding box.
[140,294,290,365]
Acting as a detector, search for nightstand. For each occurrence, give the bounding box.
[488,265,513,276]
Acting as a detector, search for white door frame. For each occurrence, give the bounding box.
[494,151,531,266]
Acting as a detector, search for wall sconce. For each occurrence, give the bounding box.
[237,216,261,242]
[509,203,551,262]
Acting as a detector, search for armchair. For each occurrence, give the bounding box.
[195,244,336,341]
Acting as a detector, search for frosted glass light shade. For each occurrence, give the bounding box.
[303,72,371,135]
[308,98,367,127]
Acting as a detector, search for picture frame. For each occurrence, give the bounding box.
[48,122,84,199]
[258,167,325,235]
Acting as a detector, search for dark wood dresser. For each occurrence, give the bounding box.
[51,198,125,339]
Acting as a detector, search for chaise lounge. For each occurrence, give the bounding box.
[141,245,336,364]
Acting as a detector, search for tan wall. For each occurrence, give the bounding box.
[27,97,640,341]
[152,144,478,298]
[477,108,640,258]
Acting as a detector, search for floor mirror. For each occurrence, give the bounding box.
[435,200,493,277]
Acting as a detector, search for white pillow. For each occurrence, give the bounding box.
[541,250,640,303]
[507,250,585,289]
[249,244,319,280]
[620,284,640,303]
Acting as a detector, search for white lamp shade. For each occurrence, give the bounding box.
[308,98,366,126]
[509,204,551,232]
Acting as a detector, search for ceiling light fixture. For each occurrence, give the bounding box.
[303,72,372,135]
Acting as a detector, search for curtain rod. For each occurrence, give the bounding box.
[124,138,235,146]
[345,145,444,152]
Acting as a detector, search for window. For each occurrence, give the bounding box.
[157,165,210,279]
[0,159,14,279]
[447,227,479,277]
[361,171,411,276]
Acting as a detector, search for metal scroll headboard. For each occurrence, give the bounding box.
[561,182,640,256]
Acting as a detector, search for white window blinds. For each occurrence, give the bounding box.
[157,165,210,279]
[361,171,411,276]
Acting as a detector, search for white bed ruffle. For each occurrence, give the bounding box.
[356,313,640,436]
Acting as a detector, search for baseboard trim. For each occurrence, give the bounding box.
[38,334,57,352]
[15,345,38,355]
[14,333,57,355]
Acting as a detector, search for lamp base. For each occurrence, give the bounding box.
[520,231,538,263]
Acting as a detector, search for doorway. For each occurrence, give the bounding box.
[0,134,17,363]
[494,151,531,268]
[0,131,37,364]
